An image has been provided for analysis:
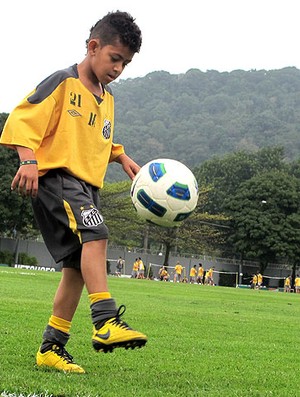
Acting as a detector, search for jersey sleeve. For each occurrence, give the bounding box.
[0,92,56,151]
[109,142,125,162]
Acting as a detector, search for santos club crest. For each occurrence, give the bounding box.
[102,119,111,139]
[81,207,103,227]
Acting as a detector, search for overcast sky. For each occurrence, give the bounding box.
[1,0,299,112]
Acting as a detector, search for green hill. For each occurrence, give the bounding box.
[108,66,300,180]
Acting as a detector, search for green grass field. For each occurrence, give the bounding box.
[1,267,300,397]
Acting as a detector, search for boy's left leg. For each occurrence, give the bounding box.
[36,268,86,373]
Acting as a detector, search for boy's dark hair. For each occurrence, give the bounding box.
[86,11,142,53]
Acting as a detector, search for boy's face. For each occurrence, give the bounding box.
[88,39,134,85]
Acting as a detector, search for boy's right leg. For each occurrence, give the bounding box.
[80,240,147,353]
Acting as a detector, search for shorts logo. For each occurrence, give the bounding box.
[102,119,111,139]
[81,207,103,227]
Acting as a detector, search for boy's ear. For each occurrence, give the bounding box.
[87,38,100,54]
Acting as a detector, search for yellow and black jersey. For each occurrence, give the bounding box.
[198,267,204,277]
[257,273,263,284]
[160,269,169,277]
[190,267,196,277]
[0,64,124,188]
[175,264,183,274]
[138,260,145,270]
[252,275,258,284]
[295,277,300,287]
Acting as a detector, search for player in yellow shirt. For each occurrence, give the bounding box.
[251,274,258,289]
[0,11,147,373]
[189,265,197,284]
[137,257,145,279]
[206,267,214,286]
[284,275,291,293]
[294,275,300,293]
[159,266,170,282]
[174,261,184,283]
[257,272,263,289]
[197,263,204,285]
[131,259,139,278]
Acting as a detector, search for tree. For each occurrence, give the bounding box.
[100,180,146,248]
[224,170,300,272]
[0,113,9,130]
[136,188,229,265]
[0,146,38,238]
[194,147,287,215]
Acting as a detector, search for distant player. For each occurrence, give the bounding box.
[189,265,197,284]
[159,266,170,282]
[284,275,291,293]
[257,272,263,289]
[197,263,204,284]
[137,257,145,279]
[206,267,214,286]
[251,274,258,289]
[116,256,125,277]
[174,261,184,283]
[294,275,300,293]
[131,258,139,278]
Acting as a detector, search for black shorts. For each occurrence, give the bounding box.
[32,169,109,268]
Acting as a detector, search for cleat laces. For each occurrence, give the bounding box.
[110,305,133,330]
[52,344,74,364]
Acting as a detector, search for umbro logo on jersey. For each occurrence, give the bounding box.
[95,330,111,340]
[68,109,82,117]
[81,207,103,227]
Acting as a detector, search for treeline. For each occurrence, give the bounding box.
[1,143,300,273]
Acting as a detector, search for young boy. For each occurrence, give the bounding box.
[0,11,147,374]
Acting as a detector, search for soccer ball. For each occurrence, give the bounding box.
[130,158,198,227]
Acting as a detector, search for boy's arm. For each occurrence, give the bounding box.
[11,146,38,198]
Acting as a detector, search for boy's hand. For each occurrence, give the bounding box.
[11,164,39,198]
[11,146,38,197]
[116,153,140,180]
